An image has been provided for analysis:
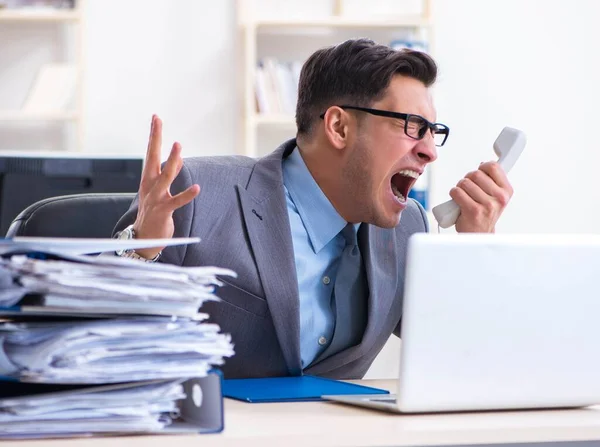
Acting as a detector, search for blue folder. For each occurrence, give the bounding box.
[222,375,389,403]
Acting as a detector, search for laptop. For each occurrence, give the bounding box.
[323,232,600,413]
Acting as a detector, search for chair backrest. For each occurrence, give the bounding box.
[5,193,136,238]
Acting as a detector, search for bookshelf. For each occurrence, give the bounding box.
[0,1,85,151]
[0,9,80,22]
[253,17,429,30]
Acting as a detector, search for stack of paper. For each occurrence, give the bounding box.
[0,253,234,318]
[0,379,186,437]
[0,237,235,438]
[0,318,234,383]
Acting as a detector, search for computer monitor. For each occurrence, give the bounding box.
[0,151,143,236]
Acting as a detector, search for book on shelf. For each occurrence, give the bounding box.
[0,0,75,10]
[390,38,429,52]
[21,63,78,114]
[339,0,424,18]
[255,58,301,116]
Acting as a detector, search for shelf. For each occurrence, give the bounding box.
[253,114,296,127]
[0,111,78,121]
[251,16,430,30]
[0,9,80,22]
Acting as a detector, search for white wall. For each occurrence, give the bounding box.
[429,0,600,235]
[83,0,239,158]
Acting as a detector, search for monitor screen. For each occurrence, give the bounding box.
[0,152,143,236]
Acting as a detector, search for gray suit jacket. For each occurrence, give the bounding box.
[114,139,429,379]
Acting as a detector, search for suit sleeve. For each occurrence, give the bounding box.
[392,198,429,338]
[112,161,197,267]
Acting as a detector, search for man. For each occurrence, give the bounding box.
[113,38,513,379]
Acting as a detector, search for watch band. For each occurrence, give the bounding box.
[121,249,162,263]
[115,224,162,263]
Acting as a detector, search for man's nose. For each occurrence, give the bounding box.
[415,132,438,163]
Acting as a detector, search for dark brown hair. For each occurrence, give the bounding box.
[296,38,437,136]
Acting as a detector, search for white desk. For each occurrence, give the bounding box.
[7,380,600,447]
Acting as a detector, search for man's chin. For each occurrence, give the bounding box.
[371,210,403,229]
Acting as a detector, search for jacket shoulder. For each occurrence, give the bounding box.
[397,198,429,233]
[183,154,256,174]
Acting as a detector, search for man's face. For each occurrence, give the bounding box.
[342,75,439,228]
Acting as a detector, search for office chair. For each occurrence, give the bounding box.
[5,193,136,238]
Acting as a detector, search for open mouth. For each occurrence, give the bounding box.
[391,170,419,203]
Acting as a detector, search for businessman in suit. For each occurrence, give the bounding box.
[113,38,513,379]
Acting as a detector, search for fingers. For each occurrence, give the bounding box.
[454,178,490,205]
[459,164,512,207]
[450,161,515,233]
[450,185,496,233]
[449,185,477,211]
[152,142,196,212]
[463,169,503,201]
[479,161,513,195]
[142,115,163,187]
[171,184,201,210]
[157,142,183,190]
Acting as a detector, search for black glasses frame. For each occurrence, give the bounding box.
[319,105,450,147]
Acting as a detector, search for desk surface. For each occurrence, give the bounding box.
[7,380,600,447]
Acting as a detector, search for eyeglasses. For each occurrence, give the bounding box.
[319,105,450,147]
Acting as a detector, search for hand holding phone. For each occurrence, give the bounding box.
[431,127,527,229]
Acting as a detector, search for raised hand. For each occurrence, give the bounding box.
[133,115,200,259]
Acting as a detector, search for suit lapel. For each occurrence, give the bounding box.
[306,223,399,375]
[359,223,399,342]
[236,140,302,376]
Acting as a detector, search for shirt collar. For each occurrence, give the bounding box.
[283,147,347,254]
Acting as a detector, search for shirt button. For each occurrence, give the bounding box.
[318,336,327,346]
[322,276,331,285]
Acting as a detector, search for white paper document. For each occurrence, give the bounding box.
[0,319,234,383]
[2,236,200,256]
[0,252,236,318]
[0,379,186,437]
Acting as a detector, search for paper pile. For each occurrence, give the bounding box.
[0,251,234,318]
[0,379,186,436]
[0,237,235,438]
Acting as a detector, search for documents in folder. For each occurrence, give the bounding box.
[0,374,225,438]
[0,379,186,437]
[0,237,234,438]
[1,236,201,256]
[0,318,234,383]
[0,247,236,319]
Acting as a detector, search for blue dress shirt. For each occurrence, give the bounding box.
[282,147,349,368]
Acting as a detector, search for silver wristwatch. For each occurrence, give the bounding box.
[115,224,162,262]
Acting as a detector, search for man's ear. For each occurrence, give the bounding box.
[323,107,350,150]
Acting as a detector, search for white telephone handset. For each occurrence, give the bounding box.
[431,126,527,229]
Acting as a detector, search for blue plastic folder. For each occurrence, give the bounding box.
[222,375,389,403]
